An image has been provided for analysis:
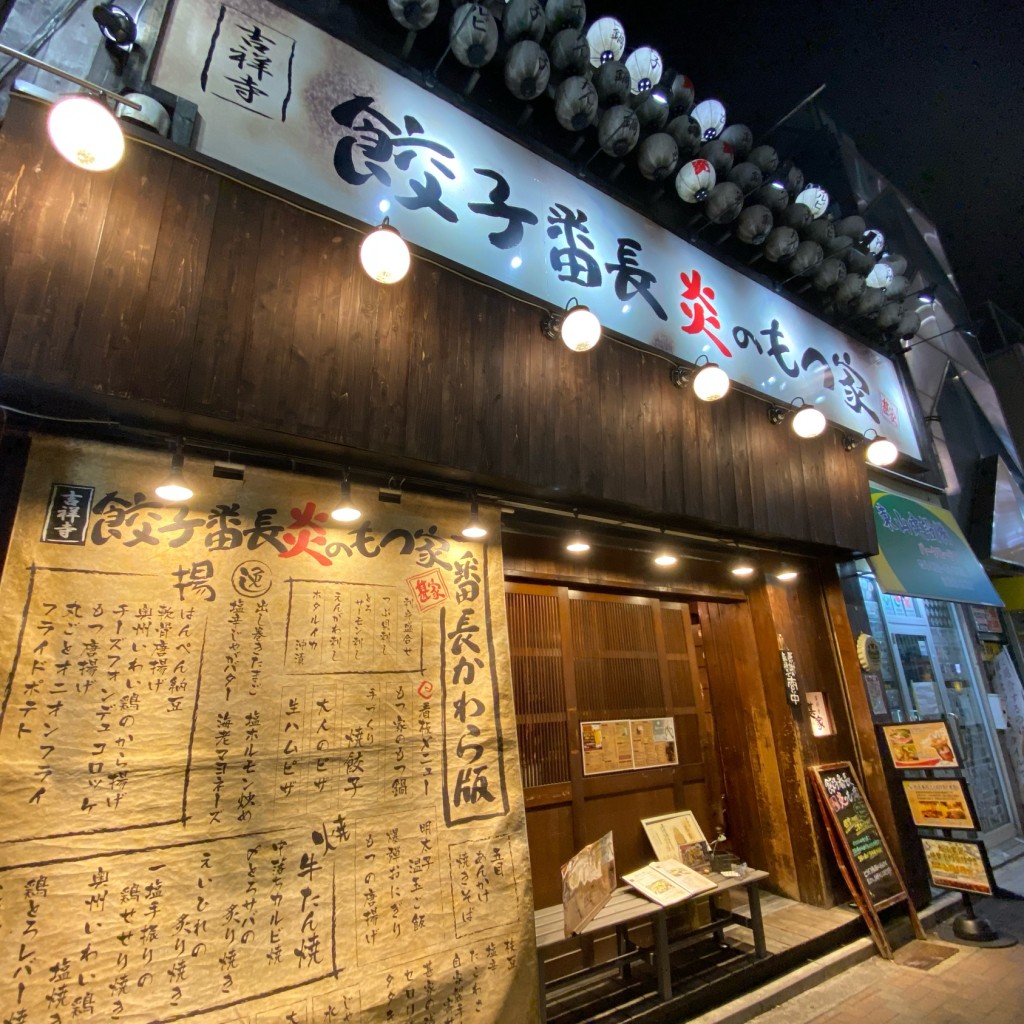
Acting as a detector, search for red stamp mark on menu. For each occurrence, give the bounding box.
[407,568,448,611]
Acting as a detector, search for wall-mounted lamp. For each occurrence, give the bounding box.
[670,354,730,402]
[0,42,142,172]
[541,298,602,353]
[331,471,362,522]
[768,397,826,438]
[775,568,799,582]
[565,510,590,553]
[462,496,488,539]
[155,441,193,503]
[843,429,898,467]
[360,217,411,284]
[92,2,138,48]
[378,479,404,504]
[652,531,678,567]
[731,560,756,578]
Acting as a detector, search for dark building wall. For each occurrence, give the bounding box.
[0,95,875,553]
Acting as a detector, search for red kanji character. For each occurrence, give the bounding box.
[680,269,731,357]
[280,503,331,567]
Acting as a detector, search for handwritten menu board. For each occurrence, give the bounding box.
[0,438,537,1023]
[809,763,905,908]
[581,718,678,775]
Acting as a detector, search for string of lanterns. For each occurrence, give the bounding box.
[383,3,925,349]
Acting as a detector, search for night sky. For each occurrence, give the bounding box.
[586,0,1024,335]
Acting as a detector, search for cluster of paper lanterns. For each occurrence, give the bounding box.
[384,1,919,342]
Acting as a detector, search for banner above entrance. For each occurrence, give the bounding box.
[869,488,1003,607]
[151,0,921,459]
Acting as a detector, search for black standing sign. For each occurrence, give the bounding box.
[809,762,924,957]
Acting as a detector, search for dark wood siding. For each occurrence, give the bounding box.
[0,96,876,552]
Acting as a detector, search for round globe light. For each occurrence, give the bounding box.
[560,304,601,352]
[359,221,411,284]
[866,436,898,467]
[692,362,730,402]
[792,405,827,438]
[47,95,125,171]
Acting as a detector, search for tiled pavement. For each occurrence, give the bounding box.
[709,855,1024,1024]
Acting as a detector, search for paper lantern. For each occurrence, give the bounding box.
[833,215,866,239]
[550,27,589,72]
[895,310,921,340]
[854,286,886,316]
[887,254,908,277]
[728,161,763,195]
[593,60,631,105]
[598,104,640,156]
[861,228,885,255]
[846,248,876,274]
[47,96,125,171]
[635,92,670,129]
[756,181,790,214]
[388,0,439,30]
[865,263,894,290]
[545,0,586,32]
[885,274,908,299]
[502,0,545,42]
[691,98,727,140]
[747,144,779,175]
[554,75,598,130]
[876,302,903,330]
[812,257,846,291]
[826,234,853,259]
[834,272,866,305]
[666,115,701,159]
[735,205,774,245]
[803,217,834,246]
[624,46,663,94]
[787,240,823,277]
[637,132,679,181]
[780,202,811,230]
[763,226,800,262]
[586,15,625,66]
[720,123,753,159]
[700,138,734,176]
[504,40,550,100]
[675,158,716,203]
[668,73,695,114]
[705,182,744,224]
[794,184,829,219]
[449,3,498,67]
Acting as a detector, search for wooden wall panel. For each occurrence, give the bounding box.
[0,96,877,553]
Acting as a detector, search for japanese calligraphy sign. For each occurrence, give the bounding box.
[0,437,536,1024]
[151,0,921,460]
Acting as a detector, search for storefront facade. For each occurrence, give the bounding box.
[0,4,954,1021]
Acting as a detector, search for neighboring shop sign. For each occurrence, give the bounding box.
[869,488,1003,607]
[856,632,882,671]
[151,0,921,458]
[580,717,678,775]
[880,720,960,769]
[0,438,537,1021]
[805,692,836,737]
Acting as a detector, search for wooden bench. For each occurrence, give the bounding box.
[533,869,769,1022]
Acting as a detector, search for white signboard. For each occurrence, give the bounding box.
[153,0,921,459]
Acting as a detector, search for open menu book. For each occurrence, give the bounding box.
[622,859,719,907]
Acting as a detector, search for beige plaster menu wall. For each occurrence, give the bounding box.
[0,437,536,1024]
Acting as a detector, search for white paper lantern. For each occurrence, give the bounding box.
[449,3,498,67]
[866,437,898,466]
[360,220,411,284]
[792,404,827,438]
[691,98,727,140]
[675,158,716,203]
[504,40,550,100]
[795,184,830,219]
[502,0,545,42]
[597,105,640,156]
[387,0,439,30]
[586,16,625,67]
[624,46,663,94]
[866,263,895,289]
[861,228,885,255]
